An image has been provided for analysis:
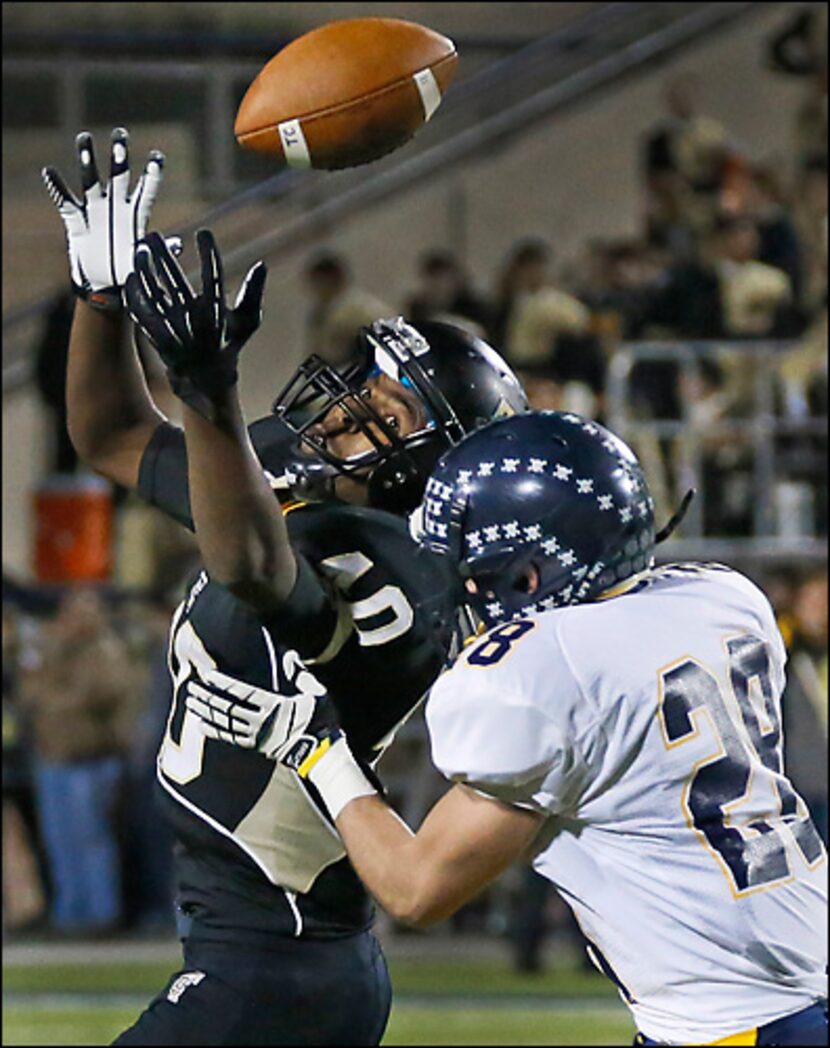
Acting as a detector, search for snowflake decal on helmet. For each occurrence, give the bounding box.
[416,410,656,629]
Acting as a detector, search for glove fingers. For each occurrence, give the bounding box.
[234,261,267,320]
[109,127,130,203]
[226,261,267,348]
[125,269,178,351]
[201,667,262,705]
[144,231,194,307]
[133,150,165,240]
[40,168,86,248]
[41,166,83,213]
[197,229,226,334]
[75,131,104,197]
[188,681,232,714]
[201,666,268,708]
[184,693,217,724]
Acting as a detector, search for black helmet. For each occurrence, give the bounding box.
[271,317,529,513]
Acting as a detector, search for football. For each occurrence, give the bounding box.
[234,17,458,170]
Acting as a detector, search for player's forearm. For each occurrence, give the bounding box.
[335,795,472,929]
[66,300,165,487]
[182,393,297,609]
[334,795,441,927]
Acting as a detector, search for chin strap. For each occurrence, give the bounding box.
[655,489,695,544]
[271,459,340,503]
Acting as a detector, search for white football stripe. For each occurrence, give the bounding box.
[277,119,312,169]
[413,67,442,121]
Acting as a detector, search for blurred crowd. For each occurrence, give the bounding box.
[32,13,828,544]
[2,580,179,938]
[9,7,826,961]
[288,10,826,538]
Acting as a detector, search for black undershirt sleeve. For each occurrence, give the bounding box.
[136,421,194,531]
[138,420,340,661]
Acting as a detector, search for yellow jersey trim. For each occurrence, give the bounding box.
[707,1029,757,1046]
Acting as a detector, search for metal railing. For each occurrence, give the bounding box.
[3,1,765,392]
[607,340,828,558]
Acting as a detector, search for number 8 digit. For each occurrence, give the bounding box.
[467,620,536,667]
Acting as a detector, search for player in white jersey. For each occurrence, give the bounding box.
[186,411,828,1045]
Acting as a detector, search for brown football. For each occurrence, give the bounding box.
[234,18,458,170]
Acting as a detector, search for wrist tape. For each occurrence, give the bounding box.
[305,735,377,821]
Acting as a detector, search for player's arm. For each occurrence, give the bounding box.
[66,301,166,488]
[182,396,298,607]
[335,785,543,927]
[184,666,544,928]
[43,128,171,489]
[125,231,298,608]
[286,690,544,926]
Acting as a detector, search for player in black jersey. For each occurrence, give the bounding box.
[44,129,527,1045]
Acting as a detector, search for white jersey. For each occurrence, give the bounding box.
[426,564,828,1044]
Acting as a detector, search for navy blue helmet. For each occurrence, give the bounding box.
[416,411,686,628]
[271,317,529,514]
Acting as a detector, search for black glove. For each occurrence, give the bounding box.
[124,229,267,421]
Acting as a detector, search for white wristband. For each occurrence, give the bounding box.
[306,736,377,821]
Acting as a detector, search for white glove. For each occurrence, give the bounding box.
[185,654,376,820]
[184,650,327,759]
[186,645,377,817]
[42,127,168,311]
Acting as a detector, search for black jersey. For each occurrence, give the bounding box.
[137,420,456,945]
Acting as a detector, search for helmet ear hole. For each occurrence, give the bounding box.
[512,562,541,596]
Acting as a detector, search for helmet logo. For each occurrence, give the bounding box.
[493,397,517,419]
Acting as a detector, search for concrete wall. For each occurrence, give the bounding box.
[2,4,812,576]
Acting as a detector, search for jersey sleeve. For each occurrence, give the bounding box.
[425,637,589,816]
[137,421,194,530]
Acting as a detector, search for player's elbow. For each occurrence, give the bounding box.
[66,418,146,490]
[394,903,443,930]
[67,414,104,467]
[386,878,454,929]
[219,551,297,611]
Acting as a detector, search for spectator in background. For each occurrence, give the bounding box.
[120,594,176,933]
[775,310,827,512]
[643,74,746,253]
[19,586,136,936]
[711,213,796,338]
[783,570,828,845]
[646,213,795,341]
[490,240,604,417]
[491,238,592,358]
[676,356,755,536]
[34,289,76,475]
[2,604,47,934]
[579,239,670,342]
[741,165,805,307]
[304,252,393,368]
[404,248,492,336]
[792,156,828,315]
